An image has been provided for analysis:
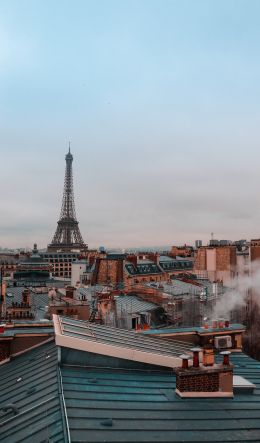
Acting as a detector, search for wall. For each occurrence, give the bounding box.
[71,261,87,286]
[194,246,236,285]
[10,335,52,355]
[93,258,124,285]
[250,239,260,264]
[49,303,90,320]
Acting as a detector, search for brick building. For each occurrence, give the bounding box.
[250,239,260,263]
[194,245,237,285]
[48,286,90,320]
[91,253,194,289]
[169,245,194,258]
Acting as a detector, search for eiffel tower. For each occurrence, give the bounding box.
[48,147,87,252]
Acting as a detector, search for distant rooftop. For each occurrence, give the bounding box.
[115,295,159,315]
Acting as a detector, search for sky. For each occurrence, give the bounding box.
[1,0,260,250]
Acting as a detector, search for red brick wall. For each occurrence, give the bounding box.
[194,247,207,270]
[194,246,236,272]
[176,371,219,392]
[95,259,124,285]
[250,240,260,262]
[216,246,236,271]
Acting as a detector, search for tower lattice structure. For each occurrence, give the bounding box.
[48,148,87,252]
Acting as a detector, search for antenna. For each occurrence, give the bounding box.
[68,141,71,153]
[211,232,214,241]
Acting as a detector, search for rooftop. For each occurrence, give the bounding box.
[4,287,50,321]
[61,351,260,442]
[115,295,159,315]
[54,316,191,368]
[0,340,67,443]
[141,324,246,336]
[0,325,54,338]
[0,317,260,442]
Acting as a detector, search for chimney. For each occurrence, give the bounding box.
[22,289,30,305]
[147,253,160,265]
[191,347,202,368]
[65,286,74,298]
[203,345,215,367]
[175,348,233,398]
[126,255,137,267]
[180,354,191,369]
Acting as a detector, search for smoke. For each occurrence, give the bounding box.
[212,261,260,320]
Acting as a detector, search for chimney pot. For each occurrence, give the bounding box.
[191,347,202,368]
[220,350,231,366]
[179,354,191,369]
[212,319,218,329]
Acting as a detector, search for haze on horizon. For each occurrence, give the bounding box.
[1,0,260,250]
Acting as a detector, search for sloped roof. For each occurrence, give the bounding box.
[5,287,50,321]
[61,351,260,442]
[54,316,191,368]
[115,295,159,315]
[0,340,67,443]
[1,323,260,442]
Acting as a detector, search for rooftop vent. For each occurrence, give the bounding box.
[233,376,256,394]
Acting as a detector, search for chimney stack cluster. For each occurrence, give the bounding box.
[175,348,233,398]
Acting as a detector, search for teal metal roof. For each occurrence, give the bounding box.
[0,340,67,443]
[0,327,54,337]
[61,351,260,442]
[142,324,246,335]
[1,319,260,442]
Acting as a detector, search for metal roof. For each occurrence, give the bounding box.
[4,287,50,321]
[125,262,162,276]
[151,280,216,297]
[1,324,260,442]
[0,340,67,443]
[54,316,191,367]
[0,326,54,337]
[115,295,159,315]
[61,351,260,442]
[141,324,246,336]
[5,287,49,307]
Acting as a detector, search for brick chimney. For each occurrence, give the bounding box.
[147,253,160,265]
[126,255,137,267]
[22,289,30,305]
[175,349,233,398]
[65,286,74,299]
